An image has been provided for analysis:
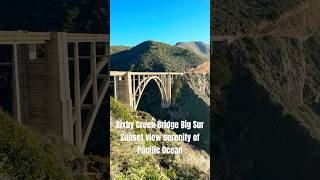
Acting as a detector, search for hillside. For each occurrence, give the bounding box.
[0,109,108,179]
[251,0,320,36]
[110,40,207,72]
[110,46,131,55]
[176,41,210,59]
[212,36,320,179]
[212,0,304,35]
[188,61,210,73]
[110,98,210,179]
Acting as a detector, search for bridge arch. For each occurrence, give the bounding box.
[133,76,168,110]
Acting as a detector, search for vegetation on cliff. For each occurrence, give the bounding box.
[212,36,320,179]
[250,0,320,35]
[0,109,109,179]
[212,0,304,35]
[110,97,210,179]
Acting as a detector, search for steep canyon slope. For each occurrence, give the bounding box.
[212,36,320,179]
[211,0,320,36]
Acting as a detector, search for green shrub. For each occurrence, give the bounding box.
[111,97,162,147]
[171,77,183,103]
[212,54,232,89]
[0,109,72,179]
[110,97,135,122]
[165,167,177,180]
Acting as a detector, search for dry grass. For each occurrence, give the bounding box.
[188,61,210,74]
[251,0,320,36]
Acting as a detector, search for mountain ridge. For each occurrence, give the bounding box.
[175,41,210,58]
[111,40,207,72]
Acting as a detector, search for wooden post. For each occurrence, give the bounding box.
[74,42,82,148]
[138,75,141,94]
[90,42,98,104]
[12,43,21,123]
[132,75,135,107]
[114,76,117,101]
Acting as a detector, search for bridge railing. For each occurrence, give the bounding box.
[0,31,109,44]
[0,31,51,44]
[110,71,184,76]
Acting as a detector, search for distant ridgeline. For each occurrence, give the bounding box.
[176,41,210,59]
[111,46,131,55]
[110,40,207,72]
[0,0,109,34]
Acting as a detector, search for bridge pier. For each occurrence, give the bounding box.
[161,75,172,108]
[115,72,133,107]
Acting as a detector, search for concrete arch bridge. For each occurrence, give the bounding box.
[0,31,109,153]
[110,71,183,110]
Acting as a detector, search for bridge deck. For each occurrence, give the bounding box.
[0,31,109,44]
[110,71,184,76]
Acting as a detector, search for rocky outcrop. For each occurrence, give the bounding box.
[184,73,210,105]
[188,61,210,74]
[213,36,320,180]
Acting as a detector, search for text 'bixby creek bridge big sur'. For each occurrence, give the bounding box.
[115,118,205,155]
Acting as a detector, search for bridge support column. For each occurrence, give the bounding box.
[46,32,73,144]
[161,75,171,108]
[115,72,133,108]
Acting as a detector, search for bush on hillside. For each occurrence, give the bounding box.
[0,109,73,179]
[171,77,183,103]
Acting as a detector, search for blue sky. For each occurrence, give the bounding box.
[111,0,210,46]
